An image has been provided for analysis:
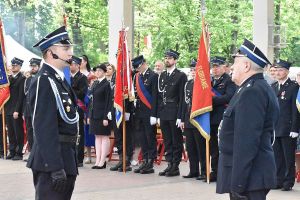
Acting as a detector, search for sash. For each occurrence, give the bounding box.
[135,73,152,109]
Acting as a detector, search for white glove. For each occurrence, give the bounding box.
[133,99,137,108]
[107,112,112,120]
[157,118,160,126]
[150,117,157,125]
[125,112,130,121]
[289,132,299,138]
[176,119,181,128]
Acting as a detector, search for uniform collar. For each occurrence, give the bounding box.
[240,73,264,87]
[44,61,65,80]
[12,71,20,78]
[166,65,176,75]
[98,76,105,83]
[278,77,289,85]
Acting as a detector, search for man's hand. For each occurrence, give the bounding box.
[289,132,299,138]
[103,120,108,126]
[125,113,130,121]
[13,112,19,119]
[107,112,112,120]
[51,169,67,193]
[175,119,181,128]
[150,117,157,125]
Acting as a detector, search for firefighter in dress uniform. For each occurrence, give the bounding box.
[27,26,79,200]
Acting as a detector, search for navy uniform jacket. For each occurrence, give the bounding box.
[217,73,279,194]
[26,64,79,176]
[89,78,111,121]
[71,71,88,102]
[134,68,158,119]
[4,72,25,115]
[158,68,187,120]
[211,73,236,126]
[181,79,195,129]
[271,78,299,137]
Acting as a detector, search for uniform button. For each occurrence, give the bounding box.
[45,163,48,168]
[238,185,243,188]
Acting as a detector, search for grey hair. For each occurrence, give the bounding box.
[250,60,264,73]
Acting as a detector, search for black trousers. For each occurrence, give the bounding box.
[32,170,76,200]
[77,114,85,164]
[160,119,183,164]
[210,125,219,174]
[5,115,24,156]
[25,116,34,151]
[185,128,206,175]
[113,120,133,160]
[273,136,296,188]
[135,117,157,160]
[230,189,269,200]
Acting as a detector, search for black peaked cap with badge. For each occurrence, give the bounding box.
[132,55,145,69]
[233,39,271,68]
[165,49,180,60]
[72,56,82,65]
[274,59,292,70]
[211,56,226,66]
[93,63,107,72]
[33,26,72,52]
[11,57,24,66]
[29,58,42,66]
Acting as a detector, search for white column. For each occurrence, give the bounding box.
[108,0,133,65]
[253,0,274,62]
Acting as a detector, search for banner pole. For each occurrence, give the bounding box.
[206,139,210,183]
[2,109,7,158]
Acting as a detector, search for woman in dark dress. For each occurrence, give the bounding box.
[89,64,111,169]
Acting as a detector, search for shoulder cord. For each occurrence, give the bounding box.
[157,73,165,93]
[48,77,79,124]
[184,81,190,104]
[24,78,29,95]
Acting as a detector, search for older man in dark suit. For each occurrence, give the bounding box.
[217,39,279,200]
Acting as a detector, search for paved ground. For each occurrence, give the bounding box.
[0,158,299,200]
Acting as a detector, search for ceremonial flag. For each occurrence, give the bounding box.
[114,29,134,128]
[190,17,212,140]
[0,19,10,110]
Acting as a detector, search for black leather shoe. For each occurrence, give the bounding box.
[281,186,292,191]
[99,162,106,169]
[182,173,199,178]
[134,161,148,173]
[165,169,180,177]
[196,174,206,180]
[77,163,83,167]
[92,165,100,169]
[12,155,23,161]
[110,161,122,171]
[140,160,155,174]
[158,163,172,176]
[165,164,180,177]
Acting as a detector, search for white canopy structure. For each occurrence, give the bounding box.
[5,35,41,72]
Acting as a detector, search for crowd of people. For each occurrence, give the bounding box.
[0,26,300,200]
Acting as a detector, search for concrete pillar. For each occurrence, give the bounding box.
[108,0,133,65]
[253,0,274,62]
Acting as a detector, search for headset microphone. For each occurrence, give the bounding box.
[51,51,72,65]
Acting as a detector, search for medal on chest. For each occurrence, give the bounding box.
[281,91,285,100]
